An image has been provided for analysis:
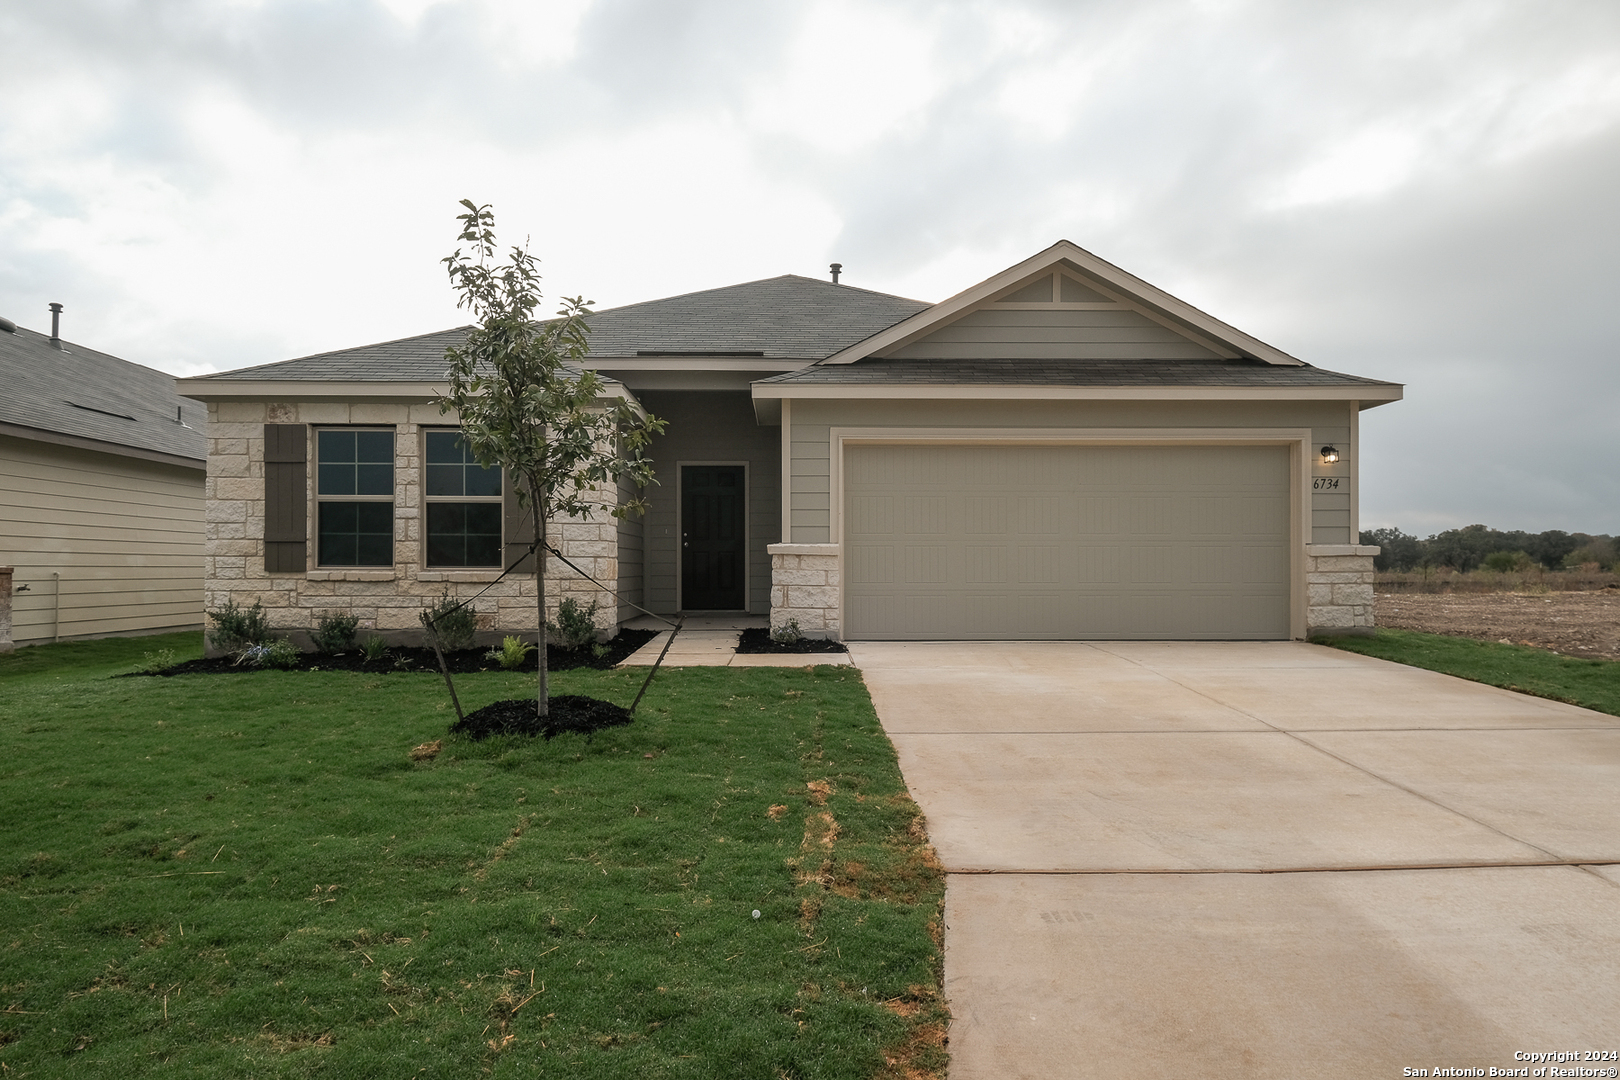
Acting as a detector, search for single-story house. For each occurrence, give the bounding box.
[176,241,1399,647]
[0,306,207,650]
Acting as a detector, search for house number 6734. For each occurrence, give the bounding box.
[1312,477,1341,490]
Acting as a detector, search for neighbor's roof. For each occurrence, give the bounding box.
[0,321,206,465]
[192,275,929,383]
[756,356,1403,389]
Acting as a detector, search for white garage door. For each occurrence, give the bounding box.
[844,444,1292,640]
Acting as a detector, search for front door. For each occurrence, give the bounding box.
[681,465,746,610]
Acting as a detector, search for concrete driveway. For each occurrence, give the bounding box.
[847,641,1620,1079]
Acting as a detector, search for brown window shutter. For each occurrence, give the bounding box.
[263,424,307,573]
[503,471,536,573]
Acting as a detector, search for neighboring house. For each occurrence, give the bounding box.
[176,241,1401,648]
[0,307,206,650]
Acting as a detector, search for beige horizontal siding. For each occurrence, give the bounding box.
[889,308,1222,360]
[1,434,204,644]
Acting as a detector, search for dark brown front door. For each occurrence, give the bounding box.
[681,465,746,610]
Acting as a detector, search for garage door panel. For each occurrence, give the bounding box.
[1077,497,1124,534]
[904,546,949,583]
[849,544,896,584]
[902,496,948,533]
[1076,545,1125,582]
[1017,496,1063,533]
[844,444,1292,640]
[1016,545,1062,583]
[965,545,1009,583]
[963,496,1009,533]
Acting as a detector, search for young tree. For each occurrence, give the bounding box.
[439,200,662,718]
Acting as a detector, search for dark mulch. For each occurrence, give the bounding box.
[126,629,659,678]
[734,627,848,654]
[450,695,634,741]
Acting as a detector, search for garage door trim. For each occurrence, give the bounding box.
[827,427,1312,640]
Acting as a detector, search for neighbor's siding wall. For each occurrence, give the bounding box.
[785,398,1356,546]
[202,400,618,649]
[0,433,204,645]
[635,391,780,614]
[888,308,1224,361]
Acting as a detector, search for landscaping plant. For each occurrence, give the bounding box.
[439,200,663,720]
[205,598,270,653]
[485,634,535,671]
[547,596,600,650]
[310,610,361,654]
[421,590,479,651]
[232,638,300,670]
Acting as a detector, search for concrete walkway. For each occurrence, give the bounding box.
[847,640,1620,1079]
[619,614,852,667]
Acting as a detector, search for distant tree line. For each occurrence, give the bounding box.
[1359,525,1617,573]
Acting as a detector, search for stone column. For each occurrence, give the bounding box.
[0,566,13,653]
[1305,544,1380,635]
[766,543,841,640]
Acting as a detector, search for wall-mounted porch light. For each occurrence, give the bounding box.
[1320,445,1340,464]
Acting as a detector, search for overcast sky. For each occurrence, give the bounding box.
[3,0,1617,536]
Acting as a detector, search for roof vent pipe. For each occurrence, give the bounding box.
[0,315,16,333]
[829,262,842,284]
[48,302,63,348]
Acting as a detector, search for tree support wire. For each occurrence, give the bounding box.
[418,535,684,718]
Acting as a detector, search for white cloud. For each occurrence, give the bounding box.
[744,1,944,153]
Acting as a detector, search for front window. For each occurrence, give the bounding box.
[317,429,395,566]
[424,430,503,567]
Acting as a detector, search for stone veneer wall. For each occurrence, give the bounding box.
[204,401,617,652]
[766,543,841,640]
[1305,543,1379,635]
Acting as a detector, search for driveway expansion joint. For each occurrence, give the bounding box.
[944,859,1620,875]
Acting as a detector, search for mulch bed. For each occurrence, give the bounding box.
[734,627,848,654]
[128,629,659,677]
[450,695,634,741]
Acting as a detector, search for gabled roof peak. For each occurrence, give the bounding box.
[820,240,1305,367]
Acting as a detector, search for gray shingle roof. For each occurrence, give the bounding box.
[199,326,472,382]
[584,274,927,359]
[196,275,930,383]
[755,356,1401,388]
[0,323,206,462]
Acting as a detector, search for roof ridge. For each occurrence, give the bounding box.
[588,274,928,316]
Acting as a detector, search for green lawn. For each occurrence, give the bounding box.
[0,633,945,1078]
[1316,627,1620,717]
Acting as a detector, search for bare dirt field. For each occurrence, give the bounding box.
[1376,589,1620,659]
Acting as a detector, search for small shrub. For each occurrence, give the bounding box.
[422,591,478,651]
[485,635,535,671]
[1483,550,1533,573]
[591,642,610,660]
[770,618,804,645]
[207,599,270,652]
[234,638,300,670]
[311,611,361,654]
[1563,540,1616,571]
[360,635,389,662]
[548,597,600,650]
[139,648,176,674]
